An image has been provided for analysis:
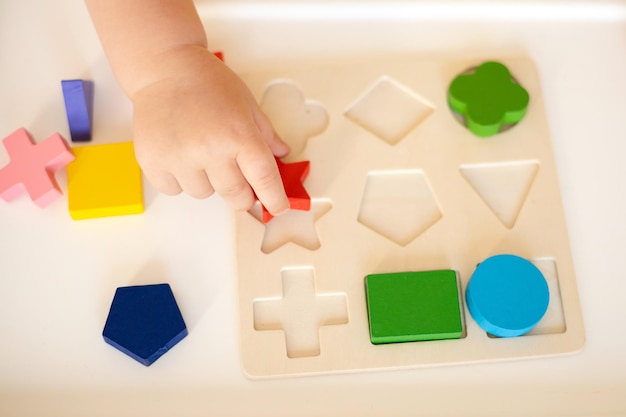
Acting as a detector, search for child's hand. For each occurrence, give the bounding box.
[131,45,290,216]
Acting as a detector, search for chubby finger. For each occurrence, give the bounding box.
[237,143,289,216]
[252,107,290,158]
[205,159,255,211]
[142,168,183,196]
[173,169,215,199]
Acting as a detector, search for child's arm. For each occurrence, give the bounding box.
[84,0,290,216]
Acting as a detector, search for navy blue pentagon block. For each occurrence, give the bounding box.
[103,283,188,366]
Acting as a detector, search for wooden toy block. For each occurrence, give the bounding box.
[67,141,144,220]
[259,157,311,223]
[102,283,188,366]
[61,80,94,142]
[448,61,529,137]
[365,270,464,344]
[465,254,549,337]
[0,128,74,207]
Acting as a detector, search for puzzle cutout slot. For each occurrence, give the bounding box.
[253,267,348,358]
[260,81,329,161]
[358,170,442,246]
[248,198,332,254]
[345,76,434,145]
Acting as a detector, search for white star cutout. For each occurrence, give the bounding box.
[248,199,332,253]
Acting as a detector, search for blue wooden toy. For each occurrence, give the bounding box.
[466,254,549,337]
[61,79,94,142]
[102,283,188,366]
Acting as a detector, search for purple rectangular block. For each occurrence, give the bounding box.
[61,79,94,142]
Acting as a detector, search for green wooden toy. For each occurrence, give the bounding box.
[448,61,530,137]
[365,270,463,344]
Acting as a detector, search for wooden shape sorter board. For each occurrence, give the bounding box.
[235,55,585,378]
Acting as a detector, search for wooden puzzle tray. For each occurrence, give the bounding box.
[235,54,585,378]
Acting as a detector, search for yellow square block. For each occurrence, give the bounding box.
[67,142,144,220]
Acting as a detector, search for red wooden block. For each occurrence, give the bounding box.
[260,157,311,223]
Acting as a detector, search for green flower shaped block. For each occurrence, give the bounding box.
[448,61,530,137]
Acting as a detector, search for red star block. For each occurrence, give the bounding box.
[0,128,74,207]
[260,157,311,223]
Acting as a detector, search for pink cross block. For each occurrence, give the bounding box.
[0,128,75,207]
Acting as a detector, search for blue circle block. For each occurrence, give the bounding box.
[466,254,549,338]
[103,283,188,366]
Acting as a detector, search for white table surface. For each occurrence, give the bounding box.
[1,1,625,416]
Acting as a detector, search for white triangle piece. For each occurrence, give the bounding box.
[460,160,540,228]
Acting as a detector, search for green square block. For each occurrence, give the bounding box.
[365,270,464,344]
